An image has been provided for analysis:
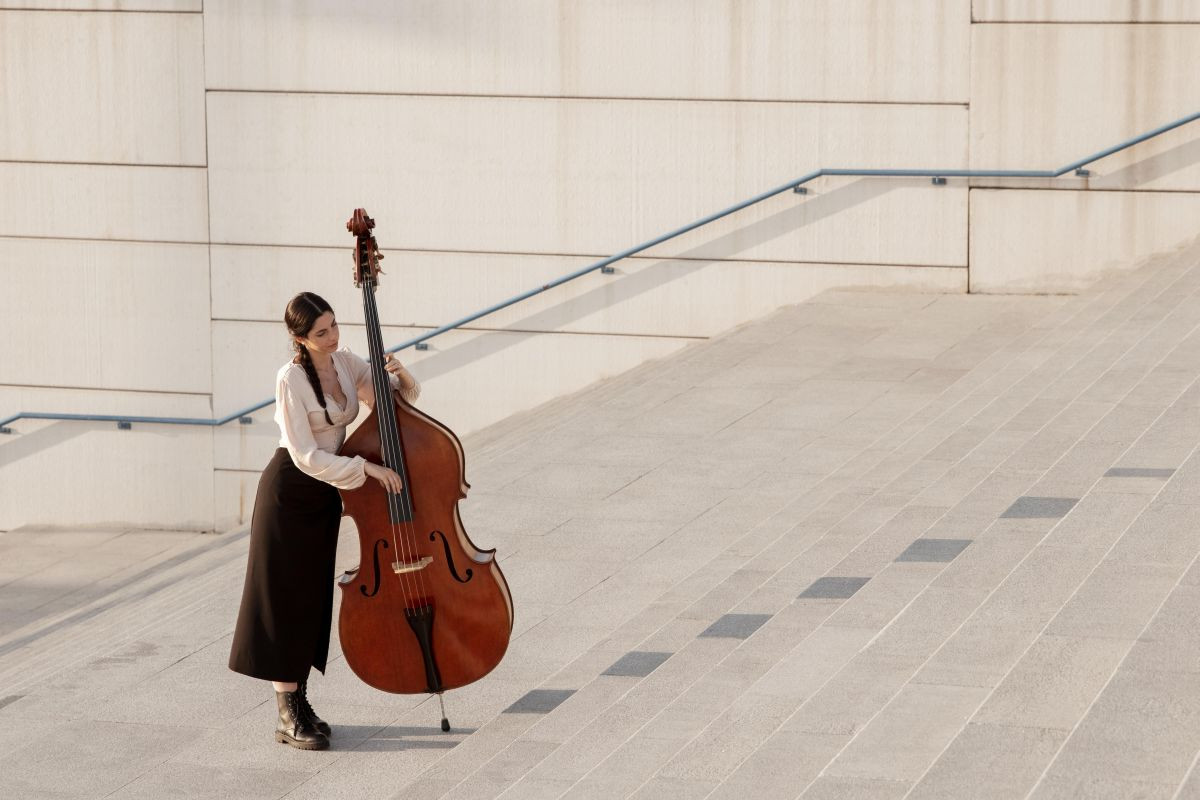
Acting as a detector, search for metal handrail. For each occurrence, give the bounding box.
[3,109,1198,435]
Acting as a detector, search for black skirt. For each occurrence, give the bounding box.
[228,448,342,682]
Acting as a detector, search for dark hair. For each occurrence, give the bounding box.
[285,292,335,425]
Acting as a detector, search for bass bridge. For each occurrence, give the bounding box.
[393,556,433,574]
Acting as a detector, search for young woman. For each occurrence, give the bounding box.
[228,291,420,751]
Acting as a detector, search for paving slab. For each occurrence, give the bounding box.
[708,731,851,799]
[862,585,989,661]
[1000,496,1080,519]
[907,723,1068,800]
[894,538,972,563]
[107,763,315,800]
[1047,560,1184,640]
[601,650,673,678]
[825,682,989,782]
[973,634,1132,731]
[780,651,918,737]
[968,544,1107,631]
[1105,502,1200,566]
[1123,583,1200,674]
[0,721,194,798]
[798,576,870,599]
[1031,668,1200,795]
[802,776,912,799]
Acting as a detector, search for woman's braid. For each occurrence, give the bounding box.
[294,343,334,425]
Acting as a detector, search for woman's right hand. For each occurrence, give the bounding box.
[364,462,404,494]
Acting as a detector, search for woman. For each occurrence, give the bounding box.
[229,291,420,751]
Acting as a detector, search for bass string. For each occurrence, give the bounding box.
[364,271,430,605]
[361,269,416,604]
[380,367,428,605]
[379,299,431,607]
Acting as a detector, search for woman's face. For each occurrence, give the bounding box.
[297,311,339,355]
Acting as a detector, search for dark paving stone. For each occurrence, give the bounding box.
[699,613,772,639]
[1105,468,1176,478]
[0,695,22,711]
[1000,496,1079,519]
[603,651,673,678]
[896,538,972,563]
[798,576,871,599]
[503,689,575,714]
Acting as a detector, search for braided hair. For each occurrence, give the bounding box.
[285,292,335,426]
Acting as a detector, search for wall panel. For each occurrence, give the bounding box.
[0,425,214,530]
[207,94,967,265]
[969,189,1200,293]
[0,238,212,392]
[204,0,969,103]
[0,10,205,164]
[974,0,1200,22]
[0,2,199,9]
[0,388,214,530]
[0,163,208,242]
[210,245,964,338]
[971,25,1200,191]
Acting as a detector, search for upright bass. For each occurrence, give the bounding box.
[337,209,513,730]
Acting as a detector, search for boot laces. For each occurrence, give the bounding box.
[298,682,317,722]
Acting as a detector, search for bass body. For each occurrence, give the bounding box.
[338,395,512,694]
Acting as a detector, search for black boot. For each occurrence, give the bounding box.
[274,690,329,750]
[298,680,332,737]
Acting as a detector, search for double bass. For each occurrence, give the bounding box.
[337,209,513,731]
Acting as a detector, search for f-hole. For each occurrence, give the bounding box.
[430,530,473,583]
[361,538,390,597]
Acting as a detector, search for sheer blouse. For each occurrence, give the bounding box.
[275,348,421,489]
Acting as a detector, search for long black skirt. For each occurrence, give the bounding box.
[228,448,342,682]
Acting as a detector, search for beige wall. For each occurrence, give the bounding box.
[2,1,1198,530]
[202,0,970,102]
[973,1,1200,23]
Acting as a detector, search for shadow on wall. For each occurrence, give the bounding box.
[1094,135,1200,189]
[415,176,917,382]
[0,420,88,469]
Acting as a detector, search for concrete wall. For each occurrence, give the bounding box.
[2,1,1198,531]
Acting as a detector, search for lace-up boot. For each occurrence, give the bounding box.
[298,680,332,737]
[274,690,329,750]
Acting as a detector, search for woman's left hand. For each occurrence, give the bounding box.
[383,353,405,377]
[384,353,415,390]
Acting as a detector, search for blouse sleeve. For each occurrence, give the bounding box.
[275,368,368,490]
[342,349,421,406]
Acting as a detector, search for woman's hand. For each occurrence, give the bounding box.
[384,353,416,391]
[364,462,404,494]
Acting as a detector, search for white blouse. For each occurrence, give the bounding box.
[275,348,421,489]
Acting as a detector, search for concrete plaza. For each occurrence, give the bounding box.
[4,238,1200,798]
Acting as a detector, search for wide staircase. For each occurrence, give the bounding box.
[2,236,1200,798]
